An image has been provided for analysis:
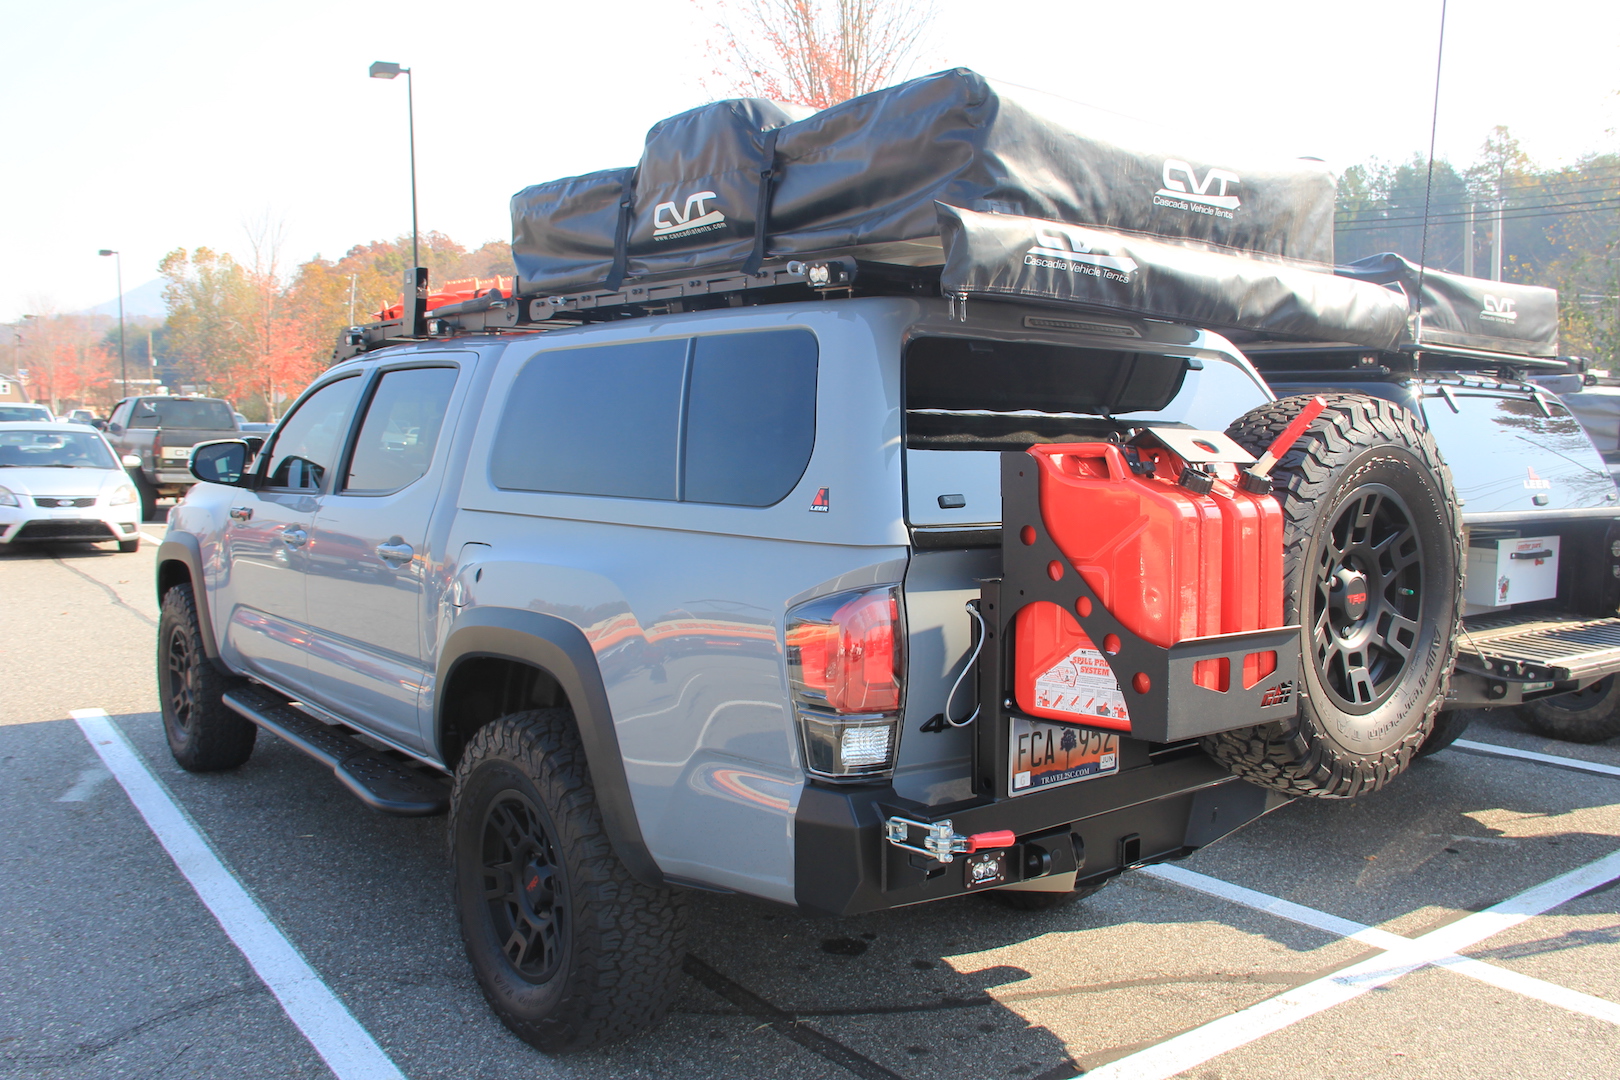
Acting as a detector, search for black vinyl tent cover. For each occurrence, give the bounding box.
[510,67,1340,296]
[1334,253,1560,358]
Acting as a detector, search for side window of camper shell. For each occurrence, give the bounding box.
[489,329,818,507]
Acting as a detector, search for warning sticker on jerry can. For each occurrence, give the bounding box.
[1033,644,1130,723]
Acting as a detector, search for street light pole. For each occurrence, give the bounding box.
[369,61,419,271]
[98,249,127,397]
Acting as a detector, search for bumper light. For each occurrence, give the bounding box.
[797,711,899,780]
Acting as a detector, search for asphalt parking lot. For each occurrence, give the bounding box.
[4,535,1619,1079]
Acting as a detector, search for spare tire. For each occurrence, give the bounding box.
[1202,394,1463,798]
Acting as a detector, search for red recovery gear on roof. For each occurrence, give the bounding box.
[374,275,514,321]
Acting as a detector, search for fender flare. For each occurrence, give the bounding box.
[435,607,663,887]
[156,534,222,661]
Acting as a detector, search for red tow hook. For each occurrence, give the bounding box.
[965,830,1017,853]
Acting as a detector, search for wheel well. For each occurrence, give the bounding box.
[438,656,569,771]
[157,558,192,603]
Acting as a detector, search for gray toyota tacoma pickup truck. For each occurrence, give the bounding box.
[152,72,1620,1052]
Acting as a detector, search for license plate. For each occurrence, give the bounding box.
[1009,716,1119,795]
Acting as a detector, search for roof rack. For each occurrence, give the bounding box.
[332,258,941,363]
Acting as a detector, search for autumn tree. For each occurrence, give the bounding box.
[700,0,935,108]
[10,311,118,413]
[159,246,255,397]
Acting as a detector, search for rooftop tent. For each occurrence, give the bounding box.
[510,68,1339,297]
[1335,252,1561,357]
[937,204,1410,350]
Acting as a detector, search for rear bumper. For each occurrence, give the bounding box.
[794,748,1283,915]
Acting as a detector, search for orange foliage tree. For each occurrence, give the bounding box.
[698,0,934,108]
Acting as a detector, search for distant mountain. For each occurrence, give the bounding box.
[80,278,167,320]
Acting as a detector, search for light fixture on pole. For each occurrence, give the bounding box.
[98,250,127,397]
[368,61,419,272]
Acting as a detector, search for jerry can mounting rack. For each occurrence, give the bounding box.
[977,451,1302,765]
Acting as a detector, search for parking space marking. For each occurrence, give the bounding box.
[1146,864,1620,1025]
[141,530,167,546]
[71,709,409,1080]
[1090,849,1620,1079]
[1452,738,1620,779]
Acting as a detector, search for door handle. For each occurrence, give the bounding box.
[281,527,308,548]
[375,539,414,566]
[229,506,253,521]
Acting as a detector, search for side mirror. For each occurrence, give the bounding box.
[108,423,123,435]
[190,440,252,486]
[243,435,266,455]
[121,454,143,469]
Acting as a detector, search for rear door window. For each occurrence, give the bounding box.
[343,366,459,493]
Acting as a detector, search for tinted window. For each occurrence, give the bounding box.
[491,340,687,500]
[128,398,236,430]
[344,366,459,493]
[683,330,817,506]
[264,377,363,491]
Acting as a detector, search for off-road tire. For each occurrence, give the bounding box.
[158,583,256,771]
[117,537,140,554]
[133,471,160,522]
[1518,676,1620,743]
[450,709,687,1052]
[1201,395,1463,798]
[986,877,1109,911]
[1417,709,1478,757]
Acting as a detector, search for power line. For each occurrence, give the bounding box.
[1335,182,1620,221]
[1335,200,1620,233]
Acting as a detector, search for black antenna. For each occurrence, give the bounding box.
[1416,0,1449,316]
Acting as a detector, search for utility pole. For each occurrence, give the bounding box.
[1492,188,1504,282]
[1463,203,1474,278]
[348,273,358,325]
[98,249,127,395]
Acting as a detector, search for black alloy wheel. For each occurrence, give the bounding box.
[450,709,687,1052]
[157,583,256,772]
[1202,394,1462,799]
[1311,485,1424,713]
[481,790,569,984]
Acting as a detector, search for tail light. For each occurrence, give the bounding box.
[151,428,163,467]
[786,586,904,781]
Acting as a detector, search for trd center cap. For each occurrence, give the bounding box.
[1332,568,1370,623]
[523,861,553,906]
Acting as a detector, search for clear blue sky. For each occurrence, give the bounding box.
[3,0,1615,321]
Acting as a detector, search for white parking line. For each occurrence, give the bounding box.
[1452,738,1620,779]
[1145,863,1620,1024]
[71,709,408,1080]
[1091,849,1620,1080]
[140,530,167,546]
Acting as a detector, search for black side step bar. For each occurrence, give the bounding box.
[222,684,449,817]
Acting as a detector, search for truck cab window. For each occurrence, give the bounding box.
[263,376,363,492]
[343,366,459,493]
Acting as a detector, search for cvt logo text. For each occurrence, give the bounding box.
[1482,295,1519,323]
[1026,226,1139,282]
[652,190,726,240]
[1154,159,1241,218]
